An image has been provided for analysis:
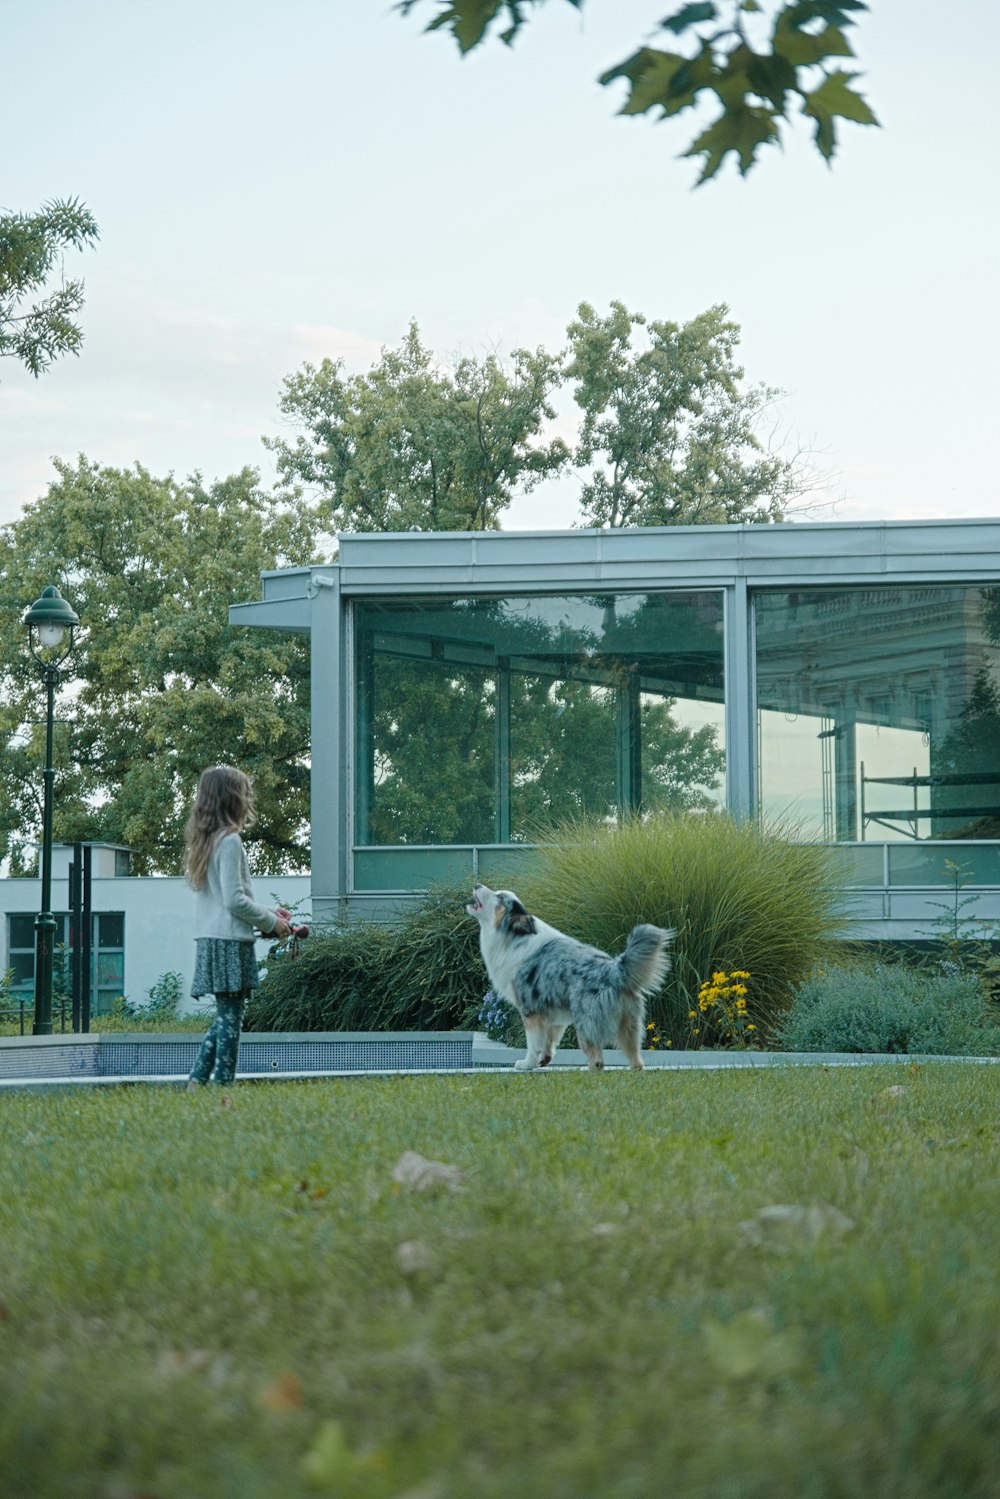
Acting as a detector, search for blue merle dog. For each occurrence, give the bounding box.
[467,883,674,1072]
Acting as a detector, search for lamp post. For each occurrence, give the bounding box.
[23,585,80,1036]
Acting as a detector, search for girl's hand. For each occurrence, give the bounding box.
[273,916,292,939]
[275,907,291,921]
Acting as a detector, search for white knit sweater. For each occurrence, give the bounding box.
[193,832,278,941]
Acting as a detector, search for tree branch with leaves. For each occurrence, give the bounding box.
[0,459,320,874]
[397,0,878,182]
[0,198,100,377]
[566,300,800,527]
[266,321,569,533]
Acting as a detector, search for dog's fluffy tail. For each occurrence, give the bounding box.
[619,924,675,997]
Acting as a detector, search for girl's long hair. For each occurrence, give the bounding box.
[184,766,257,890]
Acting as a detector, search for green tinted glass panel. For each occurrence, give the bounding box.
[476,847,542,887]
[353,847,475,892]
[888,843,1000,887]
[354,591,725,848]
[10,953,34,988]
[756,586,1000,842]
[98,913,124,947]
[826,844,886,888]
[97,952,124,986]
[9,914,36,948]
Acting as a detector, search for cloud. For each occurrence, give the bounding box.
[285,323,383,369]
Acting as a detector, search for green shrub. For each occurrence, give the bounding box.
[516,811,846,1046]
[112,969,185,1024]
[774,964,1000,1055]
[246,885,485,1033]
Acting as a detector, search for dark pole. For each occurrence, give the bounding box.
[81,843,93,1034]
[70,840,83,1032]
[33,662,58,1035]
[23,585,80,1038]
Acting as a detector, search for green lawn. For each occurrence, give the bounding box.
[1,1066,998,1498]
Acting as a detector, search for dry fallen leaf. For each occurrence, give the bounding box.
[391,1151,463,1194]
[738,1202,855,1252]
[156,1348,213,1378]
[704,1307,805,1381]
[257,1370,306,1412]
[397,1240,437,1274]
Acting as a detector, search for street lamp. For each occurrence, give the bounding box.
[23,585,80,1036]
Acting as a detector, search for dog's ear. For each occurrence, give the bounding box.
[502,895,536,938]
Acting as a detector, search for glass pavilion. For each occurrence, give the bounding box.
[231,521,1000,939]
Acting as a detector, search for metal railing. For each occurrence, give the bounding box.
[0,996,72,1036]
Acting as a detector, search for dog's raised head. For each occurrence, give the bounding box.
[466,883,537,938]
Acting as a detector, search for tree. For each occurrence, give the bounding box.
[932,590,1000,839]
[566,299,797,527]
[364,661,725,843]
[398,0,878,182]
[271,303,804,534]
[266,320,568,533]
[1,199,100,377]
[0,458,321,875]
[357,595,726,848]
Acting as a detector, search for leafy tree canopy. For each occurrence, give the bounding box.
[0,198,100,377]
[274,302,805,534]
[0,459,321,875]
[567,299,796,527]
[266,321,568,533]
[398,0,878,182]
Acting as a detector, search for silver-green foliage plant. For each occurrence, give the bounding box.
[517,810,845,1044]
[775,965,1000,1056]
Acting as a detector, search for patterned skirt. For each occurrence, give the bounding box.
[191,938,260,999]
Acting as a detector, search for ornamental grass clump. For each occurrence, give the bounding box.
[517,811,845,1046]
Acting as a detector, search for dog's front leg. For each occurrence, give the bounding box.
[514,1016,547,1072]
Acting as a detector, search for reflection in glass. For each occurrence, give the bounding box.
[755,586,1000,841]
[354,592,725,846]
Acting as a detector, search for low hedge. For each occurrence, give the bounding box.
[774,964,1000,1056]
[245,885,484,1033]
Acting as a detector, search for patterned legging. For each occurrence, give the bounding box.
[189,994,246,1085]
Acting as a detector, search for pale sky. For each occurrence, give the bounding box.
[3,0,998,532]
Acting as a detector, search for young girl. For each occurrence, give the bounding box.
[184,766,291,1088]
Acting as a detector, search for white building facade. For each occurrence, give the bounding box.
[0,843,309,1021]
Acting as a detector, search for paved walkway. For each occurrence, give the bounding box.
[1,1052,997,1092]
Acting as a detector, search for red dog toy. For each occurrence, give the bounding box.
[263,912,311,960]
